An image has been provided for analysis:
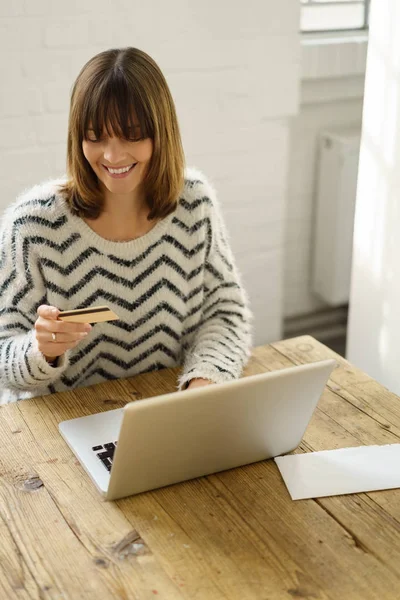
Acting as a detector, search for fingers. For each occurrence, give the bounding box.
[42,319,92,335]
[35,305,92,359]
[37,304,59,320]
[36,305,92,335]
[187,378,213,389]
[40,330,90,344]
[35,329,91,359]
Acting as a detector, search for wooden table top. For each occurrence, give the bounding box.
[1,335,400,600]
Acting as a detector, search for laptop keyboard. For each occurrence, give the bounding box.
[92,441,117,472]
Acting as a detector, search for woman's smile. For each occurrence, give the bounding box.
[82,132,153,198]
[102,163,137,178]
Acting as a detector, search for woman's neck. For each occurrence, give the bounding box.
[84,187,156,242]
[102,183,147,218]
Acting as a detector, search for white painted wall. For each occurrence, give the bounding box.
[0,0,301,346]
[347,0,400,394]
[284,93,363,318]
[284,36,367,319]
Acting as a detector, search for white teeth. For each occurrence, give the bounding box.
[106,164,135,174]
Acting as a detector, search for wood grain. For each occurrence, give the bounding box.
[0,336,399,599]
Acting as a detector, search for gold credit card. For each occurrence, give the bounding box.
[58,305,120,324]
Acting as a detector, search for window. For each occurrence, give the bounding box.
[301,0,370,33]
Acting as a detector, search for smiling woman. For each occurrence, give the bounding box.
[0,47,253,403]
[61,47,184,221]
[81,128,155,241]
[83,131,151,183]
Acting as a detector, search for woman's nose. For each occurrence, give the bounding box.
[103,139,127,165]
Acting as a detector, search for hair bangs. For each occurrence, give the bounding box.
[81,72,153,142]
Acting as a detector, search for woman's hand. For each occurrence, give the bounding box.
[187,378,213,390]
[35,305,92,363]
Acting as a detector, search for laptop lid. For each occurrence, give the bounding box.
[106,359,336,500]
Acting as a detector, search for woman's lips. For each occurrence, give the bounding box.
[102,163,137,179]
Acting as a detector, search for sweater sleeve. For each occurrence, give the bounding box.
[178,179,253,389]
[0,213,70,394]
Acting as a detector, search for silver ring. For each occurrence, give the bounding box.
[51,332,57,342]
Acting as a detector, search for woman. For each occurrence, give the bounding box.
[0,47,252,403]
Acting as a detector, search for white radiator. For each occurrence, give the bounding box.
[312,127,361,306]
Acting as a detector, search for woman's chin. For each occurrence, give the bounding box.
[100,178,139,195]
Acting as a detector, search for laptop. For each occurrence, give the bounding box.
[59,359,336,501]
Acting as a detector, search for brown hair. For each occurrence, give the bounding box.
[59,47,185,220]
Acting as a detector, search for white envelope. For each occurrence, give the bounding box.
[275,444,400,500]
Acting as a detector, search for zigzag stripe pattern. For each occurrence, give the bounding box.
[40,254,204,290]
[0,168,252,400]
[70,324,181,366]
[0,307,35,326]
[61,343,178,388]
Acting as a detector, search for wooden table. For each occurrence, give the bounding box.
[1,335,400,600]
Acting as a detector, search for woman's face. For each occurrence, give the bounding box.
[82,125,153,197]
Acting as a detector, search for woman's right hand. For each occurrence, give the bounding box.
[35,305,92,363]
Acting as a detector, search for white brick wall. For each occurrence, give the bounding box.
[0,0,301,346]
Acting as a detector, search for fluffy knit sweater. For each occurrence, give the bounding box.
[0,168,252,403]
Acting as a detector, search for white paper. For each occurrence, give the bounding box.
[274,444,400,500]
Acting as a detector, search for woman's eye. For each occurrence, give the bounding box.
[85,134,144,143]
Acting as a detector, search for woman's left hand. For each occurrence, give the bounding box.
[187,378,213,389]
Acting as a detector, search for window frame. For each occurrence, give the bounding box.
[300,0,370,34]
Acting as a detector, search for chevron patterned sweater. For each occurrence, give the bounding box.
[0,168,252,403]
